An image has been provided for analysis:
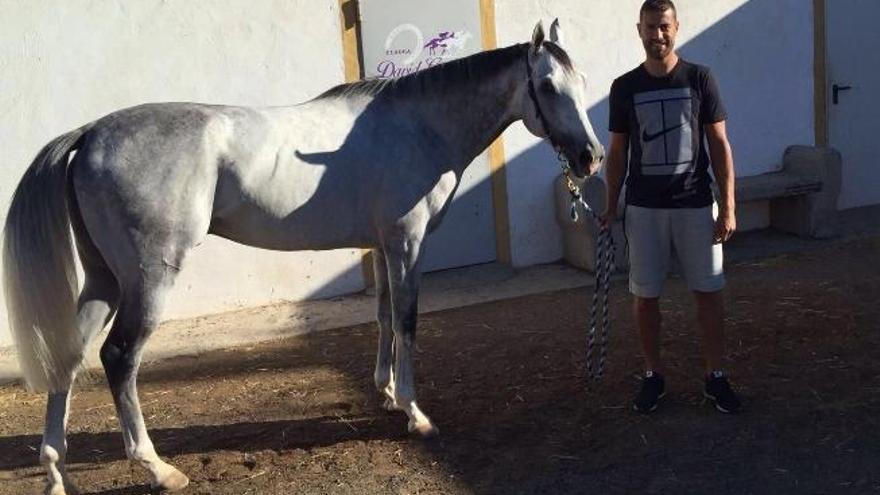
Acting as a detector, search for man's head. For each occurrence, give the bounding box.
[637,0,679,61]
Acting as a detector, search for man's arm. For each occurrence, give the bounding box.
[601,131,629,227]
[706,120,736,243]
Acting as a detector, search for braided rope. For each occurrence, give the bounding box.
[565,179,615,381]
[586,228,602,377]
[596,226,614,378]
[585,224,614,379]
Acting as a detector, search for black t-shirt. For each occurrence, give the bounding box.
[609,59,726,208]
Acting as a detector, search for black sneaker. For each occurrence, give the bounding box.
[633,371,666,413]
[704,371,741,413]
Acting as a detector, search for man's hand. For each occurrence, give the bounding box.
[601,132,629,232]
[714,208,736,244]
[705,120,736,244]
[599,205,617,230]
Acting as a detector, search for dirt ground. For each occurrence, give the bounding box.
[1,237,878,495]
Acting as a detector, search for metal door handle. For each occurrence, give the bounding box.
[833,83,852,105]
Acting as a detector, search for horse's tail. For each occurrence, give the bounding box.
[3,124,93,392]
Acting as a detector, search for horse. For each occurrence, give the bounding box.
[3,19,603,494]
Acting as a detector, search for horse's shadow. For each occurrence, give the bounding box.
[0,412,403,472]
[0,320,406,488]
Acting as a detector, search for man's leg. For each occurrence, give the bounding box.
[694,289,724,374]
[674,206,740,413]
[634,295,662,373]
[672,205,726,370]
[626,206,670,413]
[632,294,666,412]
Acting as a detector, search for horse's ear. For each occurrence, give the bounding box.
[549,18,564,46]
[531,20,545,53]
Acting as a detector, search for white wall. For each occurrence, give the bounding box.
[0,0,365,346]
[495,0,815,266]
[0,0,817,348]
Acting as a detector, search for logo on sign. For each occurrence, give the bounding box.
[376,25,473,79]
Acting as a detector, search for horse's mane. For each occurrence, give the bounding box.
[315,41,573,102]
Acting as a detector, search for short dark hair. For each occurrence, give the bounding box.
[640,0,676,18]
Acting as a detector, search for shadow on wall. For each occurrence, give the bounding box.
[290,134,569,304]
[589,0,813,176]
[298,0,813,301]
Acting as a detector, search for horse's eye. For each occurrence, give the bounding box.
[539,79,556,95]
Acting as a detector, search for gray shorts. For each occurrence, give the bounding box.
[624,204,725,298]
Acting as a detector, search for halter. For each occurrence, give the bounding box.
[527,49,615,382]
[525,51,561,151]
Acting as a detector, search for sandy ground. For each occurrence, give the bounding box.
[1,236,879,494]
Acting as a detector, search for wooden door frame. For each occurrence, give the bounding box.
[814,0,827,147]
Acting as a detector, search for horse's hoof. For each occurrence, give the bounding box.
[151,467,190,492]
[408,420,440,439]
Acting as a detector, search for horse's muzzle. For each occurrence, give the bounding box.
[580,144,605,176]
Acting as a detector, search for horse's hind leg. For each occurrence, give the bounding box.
[372,249,397,407]
[42,392,76,495]
[99,265,189,492]
[42,261,119,495]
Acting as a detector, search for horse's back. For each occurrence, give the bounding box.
[69,97,458,258]
[70,100,376,255]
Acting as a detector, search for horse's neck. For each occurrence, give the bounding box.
[404,53,526,176]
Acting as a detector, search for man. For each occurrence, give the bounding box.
[602,0,741,413]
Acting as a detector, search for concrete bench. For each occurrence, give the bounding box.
[556,145,841,272]
[732,145,841,239]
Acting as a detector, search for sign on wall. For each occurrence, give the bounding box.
[360,0,483,79]
[359,0,498,272]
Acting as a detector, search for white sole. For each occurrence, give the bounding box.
[703,390,735,413]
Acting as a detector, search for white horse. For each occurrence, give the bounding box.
[3,20,602,494]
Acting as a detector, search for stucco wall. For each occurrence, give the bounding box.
[495,0,815,266]
[0,0,816,348]
[0,0,364,346]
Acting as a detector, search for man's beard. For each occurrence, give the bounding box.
[644,41,673,60]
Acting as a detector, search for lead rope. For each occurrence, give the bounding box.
[559,155,615,381]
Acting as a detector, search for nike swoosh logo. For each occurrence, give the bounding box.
[642,122,687,142]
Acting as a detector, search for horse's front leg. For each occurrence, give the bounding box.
[383,233,439,438]
[372,248,397,408]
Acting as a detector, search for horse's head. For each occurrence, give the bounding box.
[522,19,604,178]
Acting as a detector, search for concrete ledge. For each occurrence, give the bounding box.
[725,145,841,238]
[735,171,822,202]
